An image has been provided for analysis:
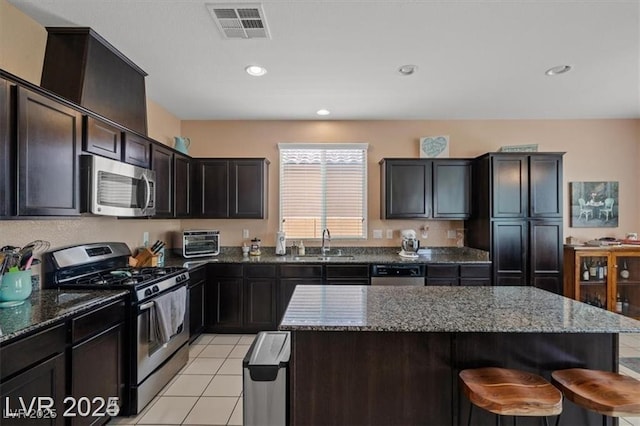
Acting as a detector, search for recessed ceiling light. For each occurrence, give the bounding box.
[545,65,572,76]
[245,65,267,77]
[316,109,331,116]
[398,64,418,76]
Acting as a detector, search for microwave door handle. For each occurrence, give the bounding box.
[142,174,152,212]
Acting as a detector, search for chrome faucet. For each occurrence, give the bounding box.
[321,228,331,255]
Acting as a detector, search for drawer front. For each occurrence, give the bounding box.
[279,265,323,279]
[0,323,66,380]
[209,264,243,277]
[326,265,369,279]
[72,299,126,343]
[460,264,492,278]
[426,277,458,286]
[460,278,491,286]
[326,278,370,285]
[426,264,459,278]
[244,265,277,278]
[188,265,207,284]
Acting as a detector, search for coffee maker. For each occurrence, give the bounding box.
[399,229,420,258]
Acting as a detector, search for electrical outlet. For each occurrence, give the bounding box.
[447,230,457,239]
[242,229,250,239]
[373,229,383,239]
[386,229,394,239]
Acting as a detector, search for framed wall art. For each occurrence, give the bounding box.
[570,181,618,228]
[419,135,449,158]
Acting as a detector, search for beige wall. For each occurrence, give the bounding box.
[0,0,45,84]
[182,119,640,247]
[147,99,181,147]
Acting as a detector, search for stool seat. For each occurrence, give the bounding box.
[551,368,640,418]
[460,367,563,417]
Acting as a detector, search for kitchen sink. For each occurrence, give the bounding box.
[293,255,356,261]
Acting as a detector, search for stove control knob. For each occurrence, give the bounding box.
[144,289,152,297]
[177,274,186,283]
[152,285,159,293]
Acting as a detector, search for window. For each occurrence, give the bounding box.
[279,143,368,239]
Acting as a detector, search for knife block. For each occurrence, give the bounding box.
[129,248,158,267]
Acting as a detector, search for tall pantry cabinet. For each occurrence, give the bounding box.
[465,153,564,293]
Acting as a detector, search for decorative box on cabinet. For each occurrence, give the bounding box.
[564,245,640,319]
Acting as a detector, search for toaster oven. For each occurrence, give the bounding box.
[173,230,220,258]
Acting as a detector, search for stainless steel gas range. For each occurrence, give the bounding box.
[42,242,190,415]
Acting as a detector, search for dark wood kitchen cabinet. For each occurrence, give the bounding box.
[70,299,125,426]
[194,158,269,218]
[122,132,151,168]
[466,153,564,292]
[205,264,244,331]
[205,264,277,332]
[0,77,12,217]
[325,265,370,285]
[188,266,206,342]
[0,324,67,426]
[277,265,323,323]
[425,264,492,286]
[151,143,173,217]
[173,153,191,217]
[380,159,470,219]
[244,265,277,331]
[83,115,121,161]
[17,86,82,216]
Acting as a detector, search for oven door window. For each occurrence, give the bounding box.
[185,235,219,255]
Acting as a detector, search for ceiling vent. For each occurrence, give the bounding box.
[206,3,270,39]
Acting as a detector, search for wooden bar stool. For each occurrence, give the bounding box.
[459,367,563,426]
[551,368,640,426]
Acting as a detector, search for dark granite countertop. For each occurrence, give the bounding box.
[279,285,640,333]
[165,246,490,269]
[0,289,128,344]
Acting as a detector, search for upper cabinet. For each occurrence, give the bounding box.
[41,28,148,135]
[83,115,121,161]
[17,87,82,216]
[151,143,174,218]
[122,132,151,168]
[476,153,563,219]
[0,78,12,217]
[194,159,269,219]
[174,153,192,218]
[380,159,470,220]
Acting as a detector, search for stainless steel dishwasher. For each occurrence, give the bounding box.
[370,264,426,286]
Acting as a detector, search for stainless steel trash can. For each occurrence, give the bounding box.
[243,331,290,426]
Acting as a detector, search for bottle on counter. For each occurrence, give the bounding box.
[603,260,608,277]
[620,261,630,279]
[623,297,630,314]
[589,260,597,278]
[597,261,604,280]
[616,293,623,313]
[298,241,305,256]
[582,260,590,281]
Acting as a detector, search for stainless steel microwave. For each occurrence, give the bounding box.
[173,230,220,258]
[81,155,156,217]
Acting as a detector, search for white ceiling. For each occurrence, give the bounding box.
[8,0,640,120]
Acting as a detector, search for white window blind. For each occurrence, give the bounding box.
[279,143,368,239]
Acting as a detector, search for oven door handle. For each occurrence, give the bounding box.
[139,301,154,311]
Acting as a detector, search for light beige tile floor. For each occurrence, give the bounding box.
[109,333,640,425]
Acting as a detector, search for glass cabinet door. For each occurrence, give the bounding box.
[614,254,640,319]
[576,253,610,310]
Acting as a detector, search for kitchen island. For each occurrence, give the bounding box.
[279,286,640,426]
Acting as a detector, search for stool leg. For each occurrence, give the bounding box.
[467,404,472,426]
[543,416,549,426]
[602,415,606,426]
[554,414,561,426]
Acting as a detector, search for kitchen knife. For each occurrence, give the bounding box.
[152,242,165,254]
[150,240,162,253]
